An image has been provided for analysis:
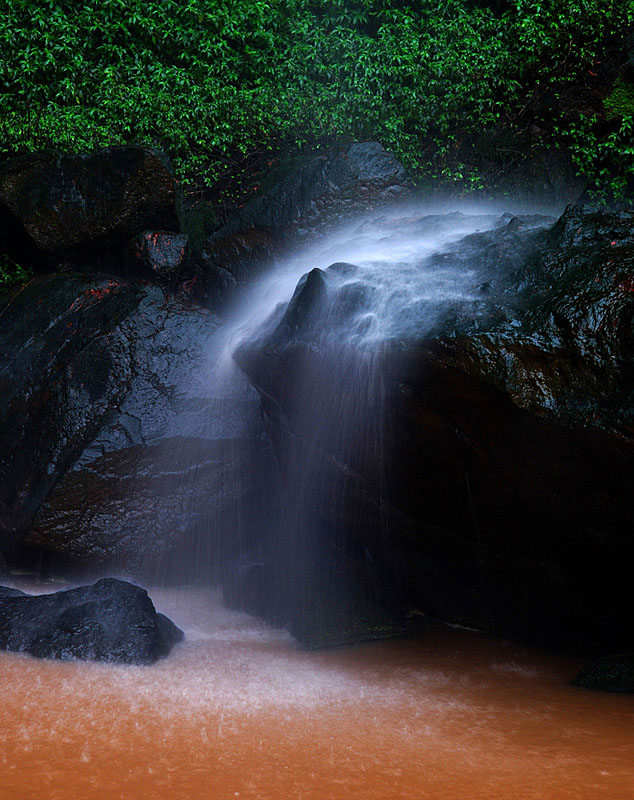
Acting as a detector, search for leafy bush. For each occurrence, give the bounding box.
[0,0,632,196]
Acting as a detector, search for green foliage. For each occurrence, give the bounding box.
[0,0,632,196]
[556,112,634,203]
[0,254,33,288]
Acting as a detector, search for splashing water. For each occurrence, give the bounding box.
[221,208,507,353]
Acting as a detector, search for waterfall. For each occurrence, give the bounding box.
[211,206,517,645]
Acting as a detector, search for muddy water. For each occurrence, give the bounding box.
[1,586,632,800]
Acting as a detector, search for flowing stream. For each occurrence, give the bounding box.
[1,585,633,800]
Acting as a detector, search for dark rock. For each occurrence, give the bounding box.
[571,653,634,693]
[273,267,328,343]
[0,577,183,664]
[235,206,634,652]
[0,274,143,539]
[191,143,413,308]
[184,228,278,308]
[494,146,586,207]
[0,147,179,272]
[0,273,273,574]
[0,585,27,598]
[127,230,188,285]
[231,142,412,240]
[223,554,404,649]
[223,560,275,622]
[27,435,273,577]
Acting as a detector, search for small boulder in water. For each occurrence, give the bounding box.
[0,578,183,664]
[571,653,634,693]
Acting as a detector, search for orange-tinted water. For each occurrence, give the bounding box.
[1,586,632,800]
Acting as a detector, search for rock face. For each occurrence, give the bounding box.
[0,273,273,574]
[184,228,278,308]
[188,142,413,307]
[0,578,183,664]
[228,142,414,240]
[234,205,634,651]
[0,147,179,272]
[127,230,188,285]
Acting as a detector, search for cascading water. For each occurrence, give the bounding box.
[211,206,547,644]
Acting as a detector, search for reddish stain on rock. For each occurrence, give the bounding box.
[69,279,121,313]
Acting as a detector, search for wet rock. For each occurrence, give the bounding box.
[229,142,413,242]
[223,553,404,649]
[0,274,143,539]
[235,207,634,652]
[571,653,634,693]
[0,578,183,664]
[0,273,274,573]
[0,585,29,598]
[0,147,179,272]
[183,228,278,308]
[223,560,284,627]
[273,268,328,342]
[493,146,586,207]
[191,143,412,307]
[127,230,188,285]
[27,435,273,577]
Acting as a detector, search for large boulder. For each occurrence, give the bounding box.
[0,273,273,575]
[233,205,634,651]
[187,142,413,308]
[229,141,414,240]
[0,147,180,273]
[0,578,183,664]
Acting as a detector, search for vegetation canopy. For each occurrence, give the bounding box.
[0,0,633,201]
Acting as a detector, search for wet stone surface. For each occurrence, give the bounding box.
[0,578,183,664]
[0,146,179,272]
[0,273,273,573]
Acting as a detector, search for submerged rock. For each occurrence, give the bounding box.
[571,653,634,693]
[235,206,634,652]
[0,146,179,273]
[0,578,183,664]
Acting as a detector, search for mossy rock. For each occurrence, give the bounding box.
[604,77,634,120]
